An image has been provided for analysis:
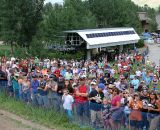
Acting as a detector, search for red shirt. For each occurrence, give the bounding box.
[75,85,88,103]
[54,69,60,78]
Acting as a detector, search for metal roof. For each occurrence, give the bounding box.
[64,27,135,33]
[64,28,140,49]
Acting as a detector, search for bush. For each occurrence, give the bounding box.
[136,39,145,48]
[47,51,85,60]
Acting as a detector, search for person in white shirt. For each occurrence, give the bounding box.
[62,89,74,122]
[135,69,142,78]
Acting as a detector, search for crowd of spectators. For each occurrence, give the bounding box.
[0,52,159,130]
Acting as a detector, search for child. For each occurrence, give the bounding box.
[62,89,74,122]
[102,98,113,130]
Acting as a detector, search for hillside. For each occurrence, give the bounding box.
[132,0,160,8]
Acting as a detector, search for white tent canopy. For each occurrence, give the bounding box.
[64,28,140,49]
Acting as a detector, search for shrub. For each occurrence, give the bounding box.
[136,39,145,48]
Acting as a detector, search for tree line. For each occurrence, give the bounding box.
[0,0,158,57]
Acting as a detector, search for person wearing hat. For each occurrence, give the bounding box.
[104,83,113,101]
[140,89,150,129]
[21,76,31,103]
[107,74,115,85]
[129,92,143,130]
[60,65,66,77]
[89,80,97,93]
[0,65,7,92]
[130,76,139,92]
[148,91,160,130]
[12,73,20,99]
[46,75,59,110]
[37,75,49,108]
[75,75,89,125]
[30,75,40,106]
[152,75,159,91]
[64,68,73,80]
[88,83,104,128]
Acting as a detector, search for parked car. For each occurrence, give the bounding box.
[144,38,154,44]
[156,38,160,44]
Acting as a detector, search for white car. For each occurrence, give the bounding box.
[144,38,154,44]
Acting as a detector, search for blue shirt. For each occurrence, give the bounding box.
[60,69,66,77]
[38,80,47,96]
[144,76,151,86]
[31,80,39,94]
[12,78,19,90]
[131,79,139,90]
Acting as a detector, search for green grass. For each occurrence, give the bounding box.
[0,93,92,130]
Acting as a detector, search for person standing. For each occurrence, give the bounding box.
[31,75,39,106]
[75,75,89,126]
[0,66,7,92]
[62,89,74,122]
[12,73,20,99]
[89,83,104,129]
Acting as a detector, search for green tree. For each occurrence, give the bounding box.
[37,0,96,43]
[88,0,141,32]
[1,0,44,48]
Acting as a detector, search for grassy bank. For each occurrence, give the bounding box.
[0,93,91,130]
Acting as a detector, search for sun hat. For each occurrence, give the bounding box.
[108,84,115,88]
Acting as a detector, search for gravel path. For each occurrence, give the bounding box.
[146,43,160,66]
[0,110,53,130]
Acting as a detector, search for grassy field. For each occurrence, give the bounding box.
[0,93,92,130]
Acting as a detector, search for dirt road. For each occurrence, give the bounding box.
[0,110,53,130]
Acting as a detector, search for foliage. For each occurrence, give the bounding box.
[0,0,44,47]
[0,45,11,57]
[88,0,142,31]
[158,6,160,13]
[36,0,96,43]
[0,93,92,130]
[136,39,145,48]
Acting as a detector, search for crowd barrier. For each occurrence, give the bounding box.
[0,81,159,130]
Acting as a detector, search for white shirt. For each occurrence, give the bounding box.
[114,81,120,88]
[64,72,73,80]
[62,95,74,110]
[136,70,142,77]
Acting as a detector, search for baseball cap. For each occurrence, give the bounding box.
[108,84,115,89]
[32,75,38,78]
[91,81,96,85]
[98,83,105,90]
[39,75,43,78]
[79,75,86,79]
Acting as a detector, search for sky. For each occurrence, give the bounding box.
[45,0,63,4]
[45,0,160,8]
